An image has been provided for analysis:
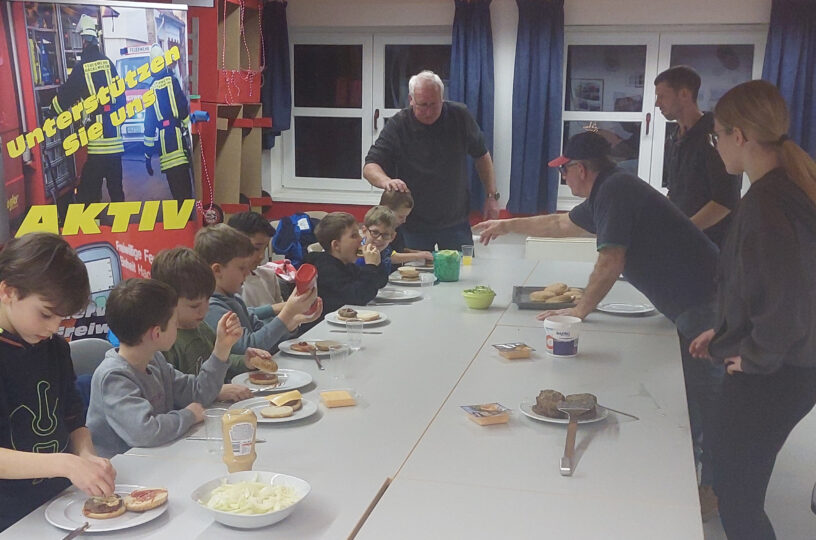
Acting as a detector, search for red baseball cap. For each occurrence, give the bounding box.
[548,132,612,167]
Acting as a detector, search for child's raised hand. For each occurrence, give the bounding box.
[217,383,252,402]
[363,243,381,266]
[278,287,319,331]
[292,296,323,326]
[214,311,243,360]
[243,347,273,369]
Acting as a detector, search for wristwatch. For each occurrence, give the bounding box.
[486,192,500,200]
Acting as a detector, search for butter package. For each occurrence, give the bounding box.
[461,403,511,426]
[492,342,534,359]
[320,390,356,408]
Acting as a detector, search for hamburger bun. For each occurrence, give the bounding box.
[249,356,278,374]
[290,341,316,353]
[83,494,126,519]
[544,282,568,295]
[545,294,574,303]
[315,340,342,351]
[260,405,293,418]
[124,488,168,512]
[529,290,556,302]
[397,266,420,280]
[337,307,358,320]
[353,310,380,322]
[248,371,279,385]
[268,390,302,411]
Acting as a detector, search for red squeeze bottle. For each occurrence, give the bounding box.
[295,263,319,315]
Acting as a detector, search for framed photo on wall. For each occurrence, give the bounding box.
[571,79,603,111]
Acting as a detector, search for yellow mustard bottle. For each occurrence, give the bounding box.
[221,408,257,473]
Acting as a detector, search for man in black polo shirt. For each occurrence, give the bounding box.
[363,70,499,251]
[474,132,722,521]
[656,66,742,248]
[656,66,740,518]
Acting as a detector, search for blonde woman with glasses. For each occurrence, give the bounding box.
[691,80,816,539]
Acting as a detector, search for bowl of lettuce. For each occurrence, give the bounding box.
[462,285,496,309]
[192,471,310,528]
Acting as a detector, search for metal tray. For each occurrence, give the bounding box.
[512,286,577,310]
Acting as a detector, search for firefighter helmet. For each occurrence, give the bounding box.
[75,14,98,37]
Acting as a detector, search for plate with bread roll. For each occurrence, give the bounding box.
[324,307,388,326]
[519,390,609,424]
[512,283,585,310]
[231,369,313,393]
[45,484,169,532]
[278,339,344,357]
[233,391,318,424]
[389,267,437,286]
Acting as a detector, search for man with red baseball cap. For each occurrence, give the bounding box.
[474,131,722,506]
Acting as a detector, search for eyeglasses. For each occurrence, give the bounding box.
[708,128,732,149]
[558,162,580,176]
[366,229,394,241]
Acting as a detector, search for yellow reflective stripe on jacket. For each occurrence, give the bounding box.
[159,150,188,170]
[51,95,63,114]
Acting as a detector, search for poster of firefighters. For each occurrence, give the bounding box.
[0,0,192,242]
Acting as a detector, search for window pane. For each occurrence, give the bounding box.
[384,45,451,108]
[561,121,642,182]
[566,45,647,112]
[294,45,363,108]
[294,117,362,179]
[669,45,754,112]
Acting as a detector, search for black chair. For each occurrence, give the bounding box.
[811,481,816,514]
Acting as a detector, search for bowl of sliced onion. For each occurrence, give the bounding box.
[191,471,310,528]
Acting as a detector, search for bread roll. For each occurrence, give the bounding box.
[545,294,574,303]
[544,283,568,295]
[532,389,566,418]
[261,405,294,418]
[529,290,556,302]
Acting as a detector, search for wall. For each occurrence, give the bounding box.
[263,0,772,218]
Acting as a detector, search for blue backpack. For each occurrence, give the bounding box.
[272,213,318,268]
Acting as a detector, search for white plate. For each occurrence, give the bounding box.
[45,484,168,532]
[231,369,313,392]
[388,271,437,286]
[519,401,609,425]
[278,338,336,357]
[324,310,388,327]
[596,302,656,315]
[232,396,318,424]
[375,287,422,301]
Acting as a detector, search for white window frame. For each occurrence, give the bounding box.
[558,24,767,210]
[271,28,450,205]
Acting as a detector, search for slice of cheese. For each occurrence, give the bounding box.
[320,390,356,408]
[267,389,302,407]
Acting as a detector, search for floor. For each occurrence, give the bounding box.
[477,231,816,539]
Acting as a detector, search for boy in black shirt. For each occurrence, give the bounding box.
[304,212,386,316]
[0,233,116,531]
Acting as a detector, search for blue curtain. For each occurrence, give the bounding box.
[508,0,563,214]
[261,0,292,149]
[449,0,494,212]
[762,0,816,156]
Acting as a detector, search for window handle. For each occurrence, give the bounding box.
[374,108,380,130]
[645,112,651,135]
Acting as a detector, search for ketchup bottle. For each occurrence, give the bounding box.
[295,263,319,316]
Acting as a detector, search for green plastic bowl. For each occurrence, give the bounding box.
[462,290,496,309]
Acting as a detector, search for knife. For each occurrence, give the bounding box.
[62,521,89,540]
[312,348,324,370]
[329,330,383,335]
[186,436,267,443]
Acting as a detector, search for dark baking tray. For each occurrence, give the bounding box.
[512,286,577,310]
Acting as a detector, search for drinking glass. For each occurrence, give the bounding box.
[346,320,363,351]
[328,344,349,382]
[204,408,228,454]
[461,244,474,266]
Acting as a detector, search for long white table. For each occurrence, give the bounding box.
[4,257,701,539]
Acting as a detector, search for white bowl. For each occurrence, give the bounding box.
[191,470,310,529]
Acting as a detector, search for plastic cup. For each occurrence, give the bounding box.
[204,408,228,454]
[420,272,434,300]
[461,245,474,266]
[346,320,363,351]
[328,344,349,382]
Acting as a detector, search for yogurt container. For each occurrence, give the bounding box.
[542,315,581,357]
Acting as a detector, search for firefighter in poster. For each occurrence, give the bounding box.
[143,44,192,203]
[51,14,125,204]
